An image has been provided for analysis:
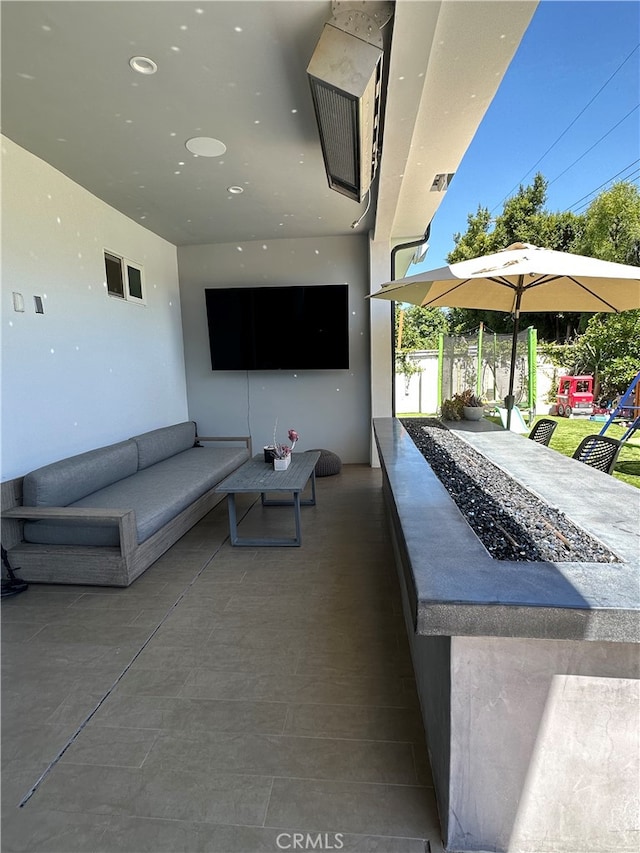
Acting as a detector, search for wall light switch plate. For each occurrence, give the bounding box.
[12,292,25,312]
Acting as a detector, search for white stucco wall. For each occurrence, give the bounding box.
[177,236,372,464]
[395,351,440,414]
[1,137,188,479]
[395,351,562,416]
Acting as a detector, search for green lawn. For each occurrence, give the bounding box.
[397,412,640,489]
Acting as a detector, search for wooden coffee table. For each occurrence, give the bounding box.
[215,451,321,546]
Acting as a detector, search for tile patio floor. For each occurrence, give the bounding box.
[1,464,443,853]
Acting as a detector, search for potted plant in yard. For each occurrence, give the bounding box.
[440,393,464,421]
[461,390,485,421]
[440,389,485,421]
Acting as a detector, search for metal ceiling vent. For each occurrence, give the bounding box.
[307,2,393,203]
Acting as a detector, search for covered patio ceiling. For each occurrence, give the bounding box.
[1,0,537,258]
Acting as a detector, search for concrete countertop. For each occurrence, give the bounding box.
[373,417,640,643]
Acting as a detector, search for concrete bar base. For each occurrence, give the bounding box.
[375,418,639,853]
[406,628,639,852]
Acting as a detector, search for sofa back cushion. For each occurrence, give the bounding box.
[23,440,139,507]
[133,421,197,470]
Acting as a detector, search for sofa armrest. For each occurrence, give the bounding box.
[196,435,252,455]
[2,506,137,561]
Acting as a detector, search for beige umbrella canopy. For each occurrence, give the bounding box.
[369,242,640,426]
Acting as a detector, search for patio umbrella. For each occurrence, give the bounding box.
[369,242,640,428]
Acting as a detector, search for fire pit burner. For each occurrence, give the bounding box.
[401,418,619,563]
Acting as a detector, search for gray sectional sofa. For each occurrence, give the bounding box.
[1,422,251,586]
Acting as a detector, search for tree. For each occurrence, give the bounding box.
[448,174,584,260]
[395,304,449,350]
[566,310,640,399]
[577,182,640,265]
[442,177,640,392]
[557,184,640,397]
[446,174,585,341]
[445,176,640,342]
[446,205,495,261]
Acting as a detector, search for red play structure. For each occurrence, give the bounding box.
[555,375,594,417]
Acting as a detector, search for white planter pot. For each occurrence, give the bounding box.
[463,406,484,421]
[273,455,291,471]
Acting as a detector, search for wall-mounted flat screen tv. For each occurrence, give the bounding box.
[205,285,349,370]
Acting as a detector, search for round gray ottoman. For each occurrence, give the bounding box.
[310,449,342,477]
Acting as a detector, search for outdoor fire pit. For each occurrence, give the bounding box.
[373,416,639,853]
[401,417,618,563]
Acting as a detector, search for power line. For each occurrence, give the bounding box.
[570,168,640,214]
[490,43,640,213]
[569,168,640,214]
[548,103,639,187]
[565,159,640,212]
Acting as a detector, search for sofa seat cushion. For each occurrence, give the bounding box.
[23,446,249,547]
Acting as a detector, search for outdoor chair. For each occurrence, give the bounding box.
[528,418,557,446]
[572,434,623,475]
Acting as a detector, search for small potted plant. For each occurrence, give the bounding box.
[269,424,299,470]
[461,390,485,421]
[440,390,485,421]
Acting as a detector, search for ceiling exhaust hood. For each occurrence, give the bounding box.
[307,3,392,204]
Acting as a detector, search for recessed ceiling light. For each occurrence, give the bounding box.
[129,56,157,75]
[185,137,226,157]
[228,186,243,194]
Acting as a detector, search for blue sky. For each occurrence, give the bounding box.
[410,0,640,274]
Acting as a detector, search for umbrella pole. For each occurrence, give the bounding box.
[505,285,523,431]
